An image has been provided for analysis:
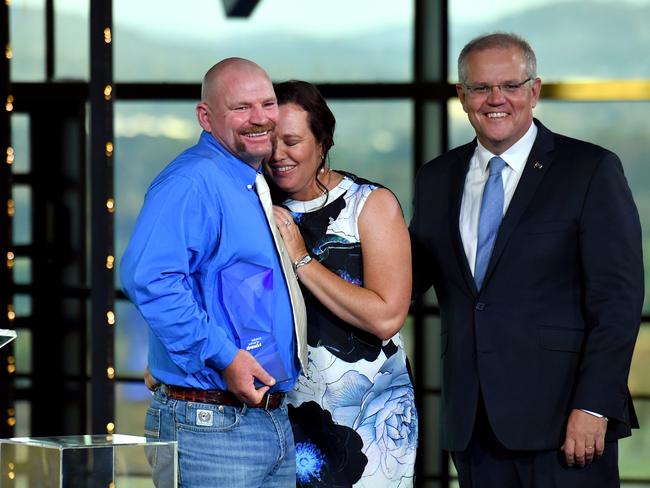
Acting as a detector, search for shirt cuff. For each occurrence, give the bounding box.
[206,339,240,372]
[581,409,608,421]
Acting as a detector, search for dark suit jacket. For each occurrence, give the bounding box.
[410,119,644,452]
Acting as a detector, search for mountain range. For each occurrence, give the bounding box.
[8,1,650,82]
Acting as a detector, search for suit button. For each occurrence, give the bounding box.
[475,302,485,311]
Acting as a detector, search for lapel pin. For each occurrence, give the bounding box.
[533,162,543,169]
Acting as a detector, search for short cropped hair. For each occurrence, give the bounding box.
[458,32,537,84]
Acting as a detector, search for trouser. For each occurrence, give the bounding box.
[452,396,619,488]
[144,386,296,488]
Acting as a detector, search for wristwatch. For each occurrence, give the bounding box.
[292,253,312,274]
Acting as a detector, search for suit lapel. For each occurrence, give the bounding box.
[482,120,556,286]
[449,142,478,296]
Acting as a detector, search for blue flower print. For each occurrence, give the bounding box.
[289,401,367,487]
[324,353,418,483]
[291,211,304,224]
[295,442,325,484]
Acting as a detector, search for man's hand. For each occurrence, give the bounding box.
[222,350,276,405]
[561,409,607,467]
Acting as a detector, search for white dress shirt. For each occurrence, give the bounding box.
[459,122,537,275]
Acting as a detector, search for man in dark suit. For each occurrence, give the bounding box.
[410,32,644,487]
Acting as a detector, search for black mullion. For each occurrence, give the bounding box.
[45,0,54,81]
[89,0,115,435]
[0,0,16,439]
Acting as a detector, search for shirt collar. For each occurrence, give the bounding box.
[474,121,538,175]
[198,130,259,190]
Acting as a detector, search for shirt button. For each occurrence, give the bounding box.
[246,184,253,190]
[475,302,485,311]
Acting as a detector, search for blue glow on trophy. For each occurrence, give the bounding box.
[219,261,290,385]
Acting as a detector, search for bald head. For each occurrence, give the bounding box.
[201,57,270,103]
[196,57,278,168]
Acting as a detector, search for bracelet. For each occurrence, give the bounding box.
[292,253,312,274]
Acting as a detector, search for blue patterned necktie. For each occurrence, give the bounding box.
[474,156,507,290]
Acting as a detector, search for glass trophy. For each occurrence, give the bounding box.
[0,329,16,349]
[219,261,290,385]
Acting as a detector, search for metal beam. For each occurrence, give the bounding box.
[16,80,650,104]
[413,1,449,487]
[45,0,54,80]
[89,0,115,436]
[0,0,16,440]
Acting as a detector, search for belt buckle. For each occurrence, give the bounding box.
[264,393,271,410]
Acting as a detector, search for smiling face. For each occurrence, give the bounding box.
[266,103,324,201]
[456,46,541,154]
[196,61,278,168]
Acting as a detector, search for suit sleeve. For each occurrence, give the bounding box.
[573,152,644,423]
[409,166,436,298]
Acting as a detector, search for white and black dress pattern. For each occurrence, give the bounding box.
[285,172,418,488]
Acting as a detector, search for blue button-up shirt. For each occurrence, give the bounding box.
[121,131,299,391]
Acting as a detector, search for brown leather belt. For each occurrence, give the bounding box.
[165,385,285,410]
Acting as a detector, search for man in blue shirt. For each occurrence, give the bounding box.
[121,58,304,487]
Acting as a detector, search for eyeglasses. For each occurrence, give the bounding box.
[462,78,533,96]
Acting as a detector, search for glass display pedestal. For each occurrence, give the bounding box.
[0,434,177,487]
[0,329,16,349]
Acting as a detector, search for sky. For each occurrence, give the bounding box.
[12,0,412,40]
[8,0,648,42]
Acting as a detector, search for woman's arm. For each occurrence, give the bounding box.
[273,188,412,340]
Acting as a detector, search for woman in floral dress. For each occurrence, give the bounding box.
[266,80,417,487]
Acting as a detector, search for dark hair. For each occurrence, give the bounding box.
[458,32,537,84]
[270,80,337,203]
[274,80,336,173]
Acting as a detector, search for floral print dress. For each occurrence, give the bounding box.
[285,172,418,488]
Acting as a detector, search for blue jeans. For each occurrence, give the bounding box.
[144,386,296,488]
